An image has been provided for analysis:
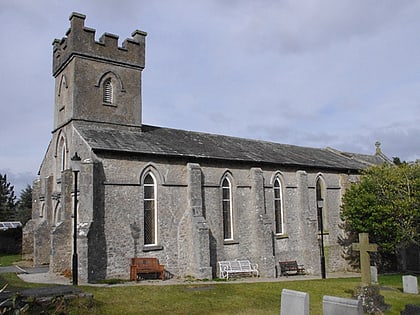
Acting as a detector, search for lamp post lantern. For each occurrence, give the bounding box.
[71,152,81,285]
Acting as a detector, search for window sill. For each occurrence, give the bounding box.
[142,244,163,252]
[102,102,117,107]
[223,240,239,245]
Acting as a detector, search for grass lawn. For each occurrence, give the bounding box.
[2,274,418,314]
[1,254,419,314]
[77,275,419,315]
[0,254,21,267]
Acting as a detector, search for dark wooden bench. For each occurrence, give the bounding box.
[279,260,305,277]
[130,258,165,281]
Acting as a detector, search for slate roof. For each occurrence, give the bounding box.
[76,122,383,171]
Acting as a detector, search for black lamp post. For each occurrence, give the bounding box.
[71,152,81,285]
[317,199,326,279]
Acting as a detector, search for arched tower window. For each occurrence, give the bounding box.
[143,173,157,246]
[58,74,68,97]
[61,142,67,171]
[56,135,67,172]
[274,178,284,235]
[222,177,233,241]
[103,78,113,104]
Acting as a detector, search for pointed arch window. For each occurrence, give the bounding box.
[222,177,233,241]
[316,179,326,233]
[58,74,68,97]
[103,78,113,104]
[143,173,157,246]
[57,136,67,172]
[61,142,67,171]
[40,202,45,218]
[274,178,284,235]
[53,201,61,226]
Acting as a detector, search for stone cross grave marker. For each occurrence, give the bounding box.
[352,233,378,286]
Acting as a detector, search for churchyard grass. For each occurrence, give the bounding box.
[0,272,45,290]
[1,270,419,314]
[0,254,21,266]
[379,274,420,313]
[78,275,419,314]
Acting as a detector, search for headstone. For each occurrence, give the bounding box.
[370,266,378,284]
[352,233,378,286]
[402,275,418,294]
[280,288,309,315]
[401,304,420,315]
[323,295,363,315]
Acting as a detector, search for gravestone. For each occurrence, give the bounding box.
[370,266,378,284]
[280,288,309,315]
[401,304,420,315]
[323,295,363,315]
[402,275,418,294]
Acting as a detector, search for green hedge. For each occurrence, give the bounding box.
[0,227,22,254]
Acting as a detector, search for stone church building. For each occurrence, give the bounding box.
[23,13,389,283]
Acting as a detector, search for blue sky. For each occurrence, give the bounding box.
[1,0,420,195]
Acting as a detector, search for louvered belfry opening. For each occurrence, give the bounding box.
[103,78,113,104]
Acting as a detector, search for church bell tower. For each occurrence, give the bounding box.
[52,12,147,130]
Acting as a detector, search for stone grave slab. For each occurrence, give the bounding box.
[280,288,309,315]
[403,275,418,294]
[401,304,420,315]
[0,285,92,309]
[370,266,378,284]
[323,295,363,315]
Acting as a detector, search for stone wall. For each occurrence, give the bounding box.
[50,170,73,274]
[28,140,353,282]
[78,153,351,281]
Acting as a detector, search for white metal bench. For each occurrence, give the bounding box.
[218,259,259,280]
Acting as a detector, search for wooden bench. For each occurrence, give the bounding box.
[279,260,305,277]
[218,259,259,280]
[130,258,165,281]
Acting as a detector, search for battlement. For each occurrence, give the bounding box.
[52,12,147,76]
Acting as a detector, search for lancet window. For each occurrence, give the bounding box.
[222,177,233,241]
[143,173,157,246]
[274,178,284,235]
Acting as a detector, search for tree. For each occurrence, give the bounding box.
[0,174,17,221]
[341,162,420,271]
[15,185,32,225]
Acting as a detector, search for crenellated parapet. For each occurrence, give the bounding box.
[52,12,147,77]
